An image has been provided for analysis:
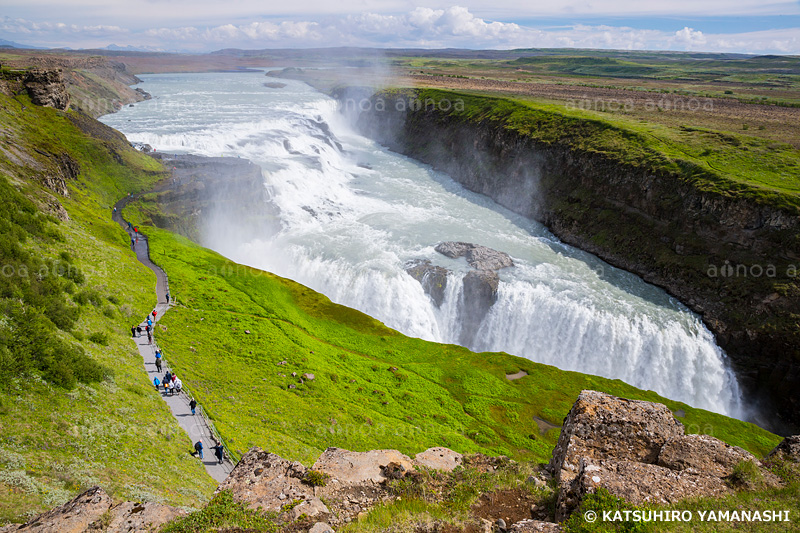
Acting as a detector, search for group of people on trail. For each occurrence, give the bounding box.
[157,370,183,396]
[130,310,159,345]
[194,439,225,464]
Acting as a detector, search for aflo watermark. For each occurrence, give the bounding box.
[586,509,791,523]
[707,260,799,279]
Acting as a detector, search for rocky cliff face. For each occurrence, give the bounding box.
[142,153,279,245]
[354,90,800,433]
[24,69,70,110]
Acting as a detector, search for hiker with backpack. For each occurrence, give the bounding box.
[153,376,160,391]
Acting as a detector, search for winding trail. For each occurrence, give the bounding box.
[113,196,235,483]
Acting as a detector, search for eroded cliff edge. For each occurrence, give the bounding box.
[348,88,800,433]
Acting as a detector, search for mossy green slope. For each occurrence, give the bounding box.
[0,93,216,525]
[124,199,780,468]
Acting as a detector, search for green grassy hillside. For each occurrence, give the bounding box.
[0,93,216,525]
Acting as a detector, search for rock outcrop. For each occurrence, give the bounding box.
[405,242,514,346]
[217,445,469,527]
[548,390,684,486]
[24,69,70,110]
[214,448,317,513]
[434,242,514,271]
[405,259,449,307]
[0,486,186,533]
[766,435,800,463]
[549,390,782,520]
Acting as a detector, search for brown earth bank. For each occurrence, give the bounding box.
[350,89,800,435]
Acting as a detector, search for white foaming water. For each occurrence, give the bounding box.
[102,72,743,417]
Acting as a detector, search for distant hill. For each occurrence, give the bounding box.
[0,38,45,49]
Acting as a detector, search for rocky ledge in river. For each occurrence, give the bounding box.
[406,242,514,345]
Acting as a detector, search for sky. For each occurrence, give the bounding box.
[1,0,799,54]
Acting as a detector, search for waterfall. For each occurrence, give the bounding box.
[101,72,744,418]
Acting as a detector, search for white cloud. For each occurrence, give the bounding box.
[2,8,800,53]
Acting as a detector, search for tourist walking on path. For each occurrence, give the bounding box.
[212,441,225,464]
[194,441,204,459]
[131,326,136,338]
[189,398,197,415]
[155,356,162,373]
[153,376,160,391]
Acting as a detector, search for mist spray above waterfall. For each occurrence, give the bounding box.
[101,71,743,419]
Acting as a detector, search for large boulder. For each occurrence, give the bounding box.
[3,486,111,533]
[215,447,314,512]
[548,390,684,486]
[313,447,414,484]
[414,447,463,472]
[657,434,755,477]
[557,458,729,519]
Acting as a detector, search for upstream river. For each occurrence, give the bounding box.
[101,71,743,417]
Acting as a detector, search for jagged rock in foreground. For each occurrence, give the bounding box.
[548,390,684,487]
[220,446,470,527]
[551,390,782,520]
[0,486,186,533]
[214,448,323,518]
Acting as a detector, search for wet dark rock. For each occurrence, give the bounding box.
[435,241,514,271]
[405,259,449,307]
